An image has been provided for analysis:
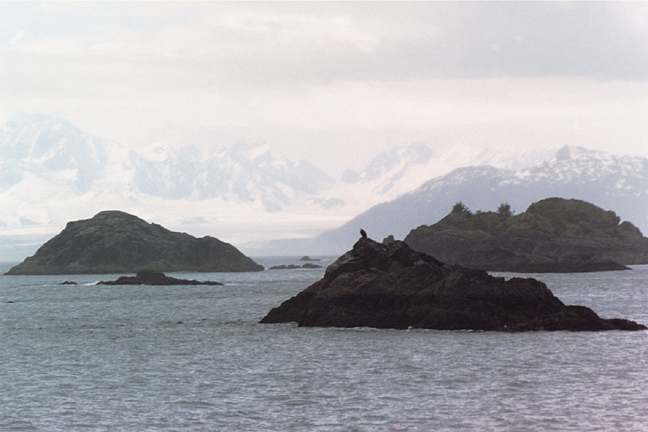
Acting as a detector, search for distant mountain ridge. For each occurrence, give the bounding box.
[303,146,648,256]
[0,113,336,213]
[0,113,345,260]
[0,114,553,232]
[341,142,436,194]
[128,141,335,211]
[0,113,107,193]
[0,114,561,223]
[334,141,557,208]
[2,113,648,262]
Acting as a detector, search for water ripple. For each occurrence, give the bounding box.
[2,268,648,431]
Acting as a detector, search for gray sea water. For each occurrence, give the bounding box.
[1,258,647,432]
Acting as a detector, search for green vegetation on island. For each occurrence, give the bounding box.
[404,198,648,273]
[5,211,264,275]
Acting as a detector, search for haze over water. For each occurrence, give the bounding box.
[1,259,647,431]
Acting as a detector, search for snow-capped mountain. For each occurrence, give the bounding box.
[0,113,107,194]
[0,114,557,228]
[505,146,648,196]
[2,113,647,261]
[128,141,335,211]
[0,114,340,260]
[293,146,648,256]
[0,114,336,211]
[341,142,436,192]
[331,141,557,213]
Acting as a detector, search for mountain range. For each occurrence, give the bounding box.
[1,113,647,261]
[305,146,648,256]
[0,113,345,260]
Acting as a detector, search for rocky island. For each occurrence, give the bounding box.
[404,198,648,273]
[5,211,264,275]
[269,263,323,270]
[261,237,646,331]
[98,270,222,286]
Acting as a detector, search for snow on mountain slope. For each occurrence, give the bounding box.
[342,141,435,189]
[0,114,558,229]
[0,113,107,193]
[129,143,203,200]
[128,140,336,211]
[508,146,648,192]
[323,141,557,217]
[3,113,641,261]
[275,146,648,257]
[0,114,345,260]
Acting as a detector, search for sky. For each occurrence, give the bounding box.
[1,1,647,177]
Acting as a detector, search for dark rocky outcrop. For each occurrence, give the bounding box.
[98,270,222,286]
[404,198,648,273]
[260,237,646,331]
[269,263,323,270]
[5,211,264,275]
[269,264,301,270]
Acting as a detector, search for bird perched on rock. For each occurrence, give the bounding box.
[360,228,367,238]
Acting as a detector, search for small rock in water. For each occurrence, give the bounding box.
[299,256,321,262]
[269,263,322,270]
[98,270,222,286]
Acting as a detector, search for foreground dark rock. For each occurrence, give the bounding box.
[98,270,222,286]
[404,198,648,273]
[261,238,646,331]
[5,211,264,275]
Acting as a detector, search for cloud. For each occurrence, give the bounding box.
[4,2,646,88]
[192,2,648,83]
[0,1,646,173]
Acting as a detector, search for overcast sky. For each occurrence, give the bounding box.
[1,1,647,176]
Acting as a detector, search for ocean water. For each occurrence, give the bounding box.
[1,258,647,432]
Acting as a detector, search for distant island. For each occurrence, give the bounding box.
[5,211,264,275]
[404,198,648,273]
[269,263,322,270]
[98,270,222,286]
[261,237,646,331]
[299,256,321,261]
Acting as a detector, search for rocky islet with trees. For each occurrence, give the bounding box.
[404,198,648,273]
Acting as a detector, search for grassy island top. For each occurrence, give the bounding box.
[404,198,648,273]
[425,198,641,239]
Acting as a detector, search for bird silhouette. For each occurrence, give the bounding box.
[360,228,367,238]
